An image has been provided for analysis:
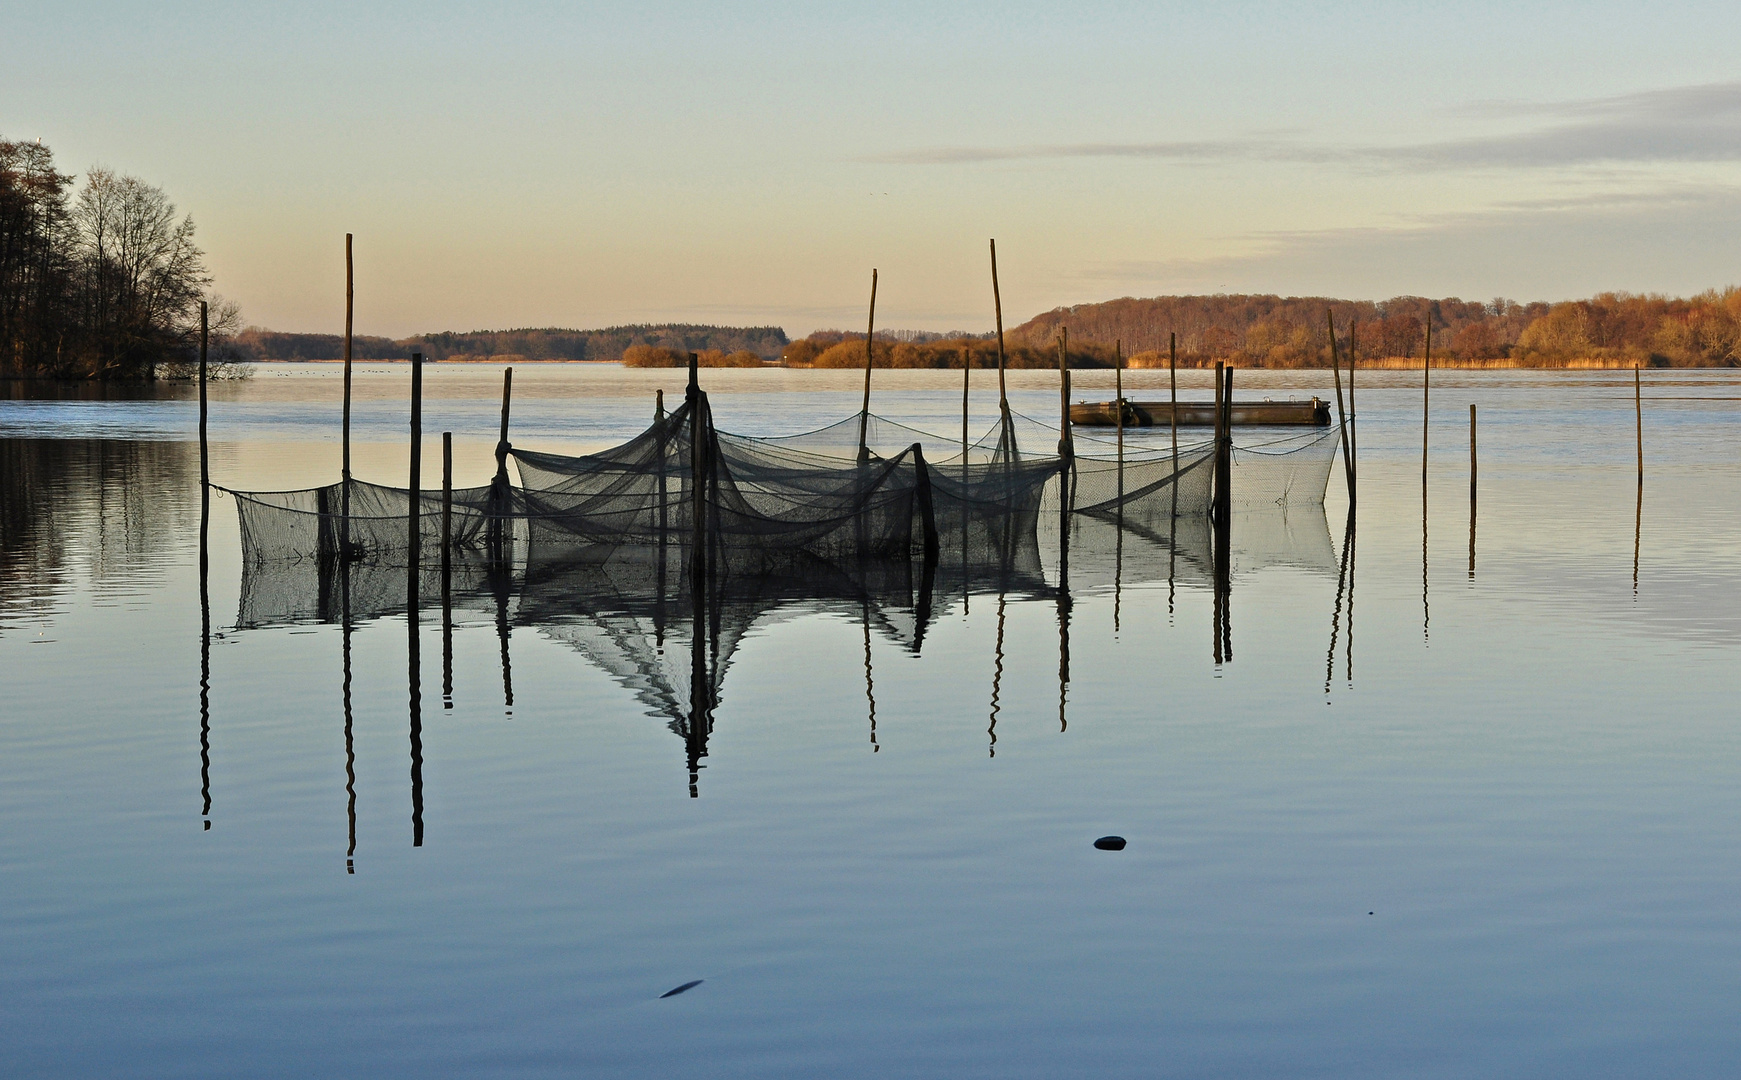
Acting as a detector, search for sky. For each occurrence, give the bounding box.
[7,1,1741,337]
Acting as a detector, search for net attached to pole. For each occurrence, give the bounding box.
[222,390,1340,594]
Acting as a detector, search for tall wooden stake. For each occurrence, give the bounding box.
[961,344,970,456]
[1327,310,1354,505]
[1635,365,1644,487]
[1115,338,1125,506]
[1423,317,1431,483]
[1468,404,1477,580]
[857,268,877,463]
[689,353,706,583]
[1058,327,1071,459]
[407,350,424,846]
[1169,331,1179,515]
[198,300,209,517]
[1212,361,1226,524]
[990,239,1008,417]
[1469,405,1477,506]
[409,352,423,493]
[343,233,353,485]
[1058,327,1072,541]
[1347,318,1358,483]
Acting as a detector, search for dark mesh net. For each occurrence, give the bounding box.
[223,387,1341,590]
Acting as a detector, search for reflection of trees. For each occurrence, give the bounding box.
[0,438,196,621]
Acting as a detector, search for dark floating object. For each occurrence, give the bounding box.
[1093,836,1127,851]
[1071,398,1330,427]
[660,980,704,999]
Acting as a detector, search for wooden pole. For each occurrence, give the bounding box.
[1223,365,1234,514]
[1635,365,1643,487]
[689,353,706,581]
[1326,310,1354,505]
[488,366,513,561]
[1347,318,1358,487]
[343,233,353,484]
[495,367,513,477]
[1468,404,1477,580]
[1169,331,1179,512]
[408,349,424,845]
[990,239,1008,416]
[1423,317,1431,483]
[442,432,453,568]
[1115,339,1124,505]
[198,300,209,507]
[409,351,423,544]
[1057,327,1071,458]
[857,268,877,463]
[1058,328,1072,543]
[961,344,970,457]
[1212,361,1225,525]
[1469,405,1477,505]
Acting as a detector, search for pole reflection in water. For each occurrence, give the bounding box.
[198,501,211,832]
[1634,485,1643,599]
[988,593,1006,758]
[1344,512,1357,684]
[342,569,356,872]
[1212,514,1232,665]
[1325,509,1354,699]
[685,572,711,800]
[1057,543,1070,735]
[443,432,454,710]
[863,602,878,752]
[494,562,514,713]
[409,597,424,849]
[1113,510,1124,635]
[1422,480,1430,643]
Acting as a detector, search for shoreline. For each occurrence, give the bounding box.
[278,356,1681,370]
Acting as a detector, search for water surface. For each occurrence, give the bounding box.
[3,364,1739,1078]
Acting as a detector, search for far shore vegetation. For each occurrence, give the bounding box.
[14,137,1741,379]
[238,290,1741,374]
[2,137,239,380]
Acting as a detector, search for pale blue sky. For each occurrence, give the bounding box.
[8,1,1741,336]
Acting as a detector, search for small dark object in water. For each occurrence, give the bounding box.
[1093,836,1126,851]
[661,980,704,998]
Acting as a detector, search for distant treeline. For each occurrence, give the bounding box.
[1,138,235,379]
[783,330,1118,369]
[621,345,764,368]
[235,324,791,363]
[1011,291,1741,367]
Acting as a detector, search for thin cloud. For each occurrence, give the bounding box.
[865,140,1279,165]
[872,80,1741,171]
[1073,183,1741,299]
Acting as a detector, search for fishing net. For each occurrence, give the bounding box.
[222,387,1341,589]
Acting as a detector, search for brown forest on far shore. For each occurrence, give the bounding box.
[1006,290,1741,368]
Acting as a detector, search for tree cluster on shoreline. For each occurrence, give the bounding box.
[232,324,789,364]
[1010,291,1741,368]
[620,344,765,367]
[783,332,1123,369]
[1,138,236,379]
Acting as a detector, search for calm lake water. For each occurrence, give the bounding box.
[4,363,1740,1078]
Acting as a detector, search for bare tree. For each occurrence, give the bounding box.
[70,168,214,377]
